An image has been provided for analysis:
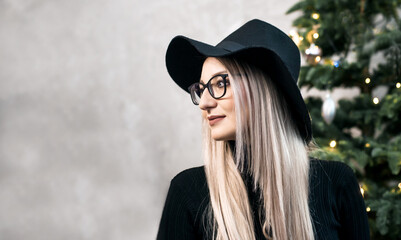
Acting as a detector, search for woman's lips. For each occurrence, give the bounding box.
[208,116,225,126]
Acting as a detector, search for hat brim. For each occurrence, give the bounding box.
[166,36,312,143]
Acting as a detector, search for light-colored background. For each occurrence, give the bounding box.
[0,1,359,239]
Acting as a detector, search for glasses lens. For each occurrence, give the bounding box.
[189,83,202,105]
[209,75,227,99]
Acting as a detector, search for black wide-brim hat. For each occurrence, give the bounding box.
[165,19,312,143]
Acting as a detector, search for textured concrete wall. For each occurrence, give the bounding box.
[0,0,299,239]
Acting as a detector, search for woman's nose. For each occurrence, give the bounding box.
[199,90,217,110]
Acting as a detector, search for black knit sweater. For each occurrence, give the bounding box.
[157,159,370,239]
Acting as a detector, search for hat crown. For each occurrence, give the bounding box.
[217,19,300,83]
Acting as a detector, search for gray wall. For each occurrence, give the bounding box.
[0,1,299,239]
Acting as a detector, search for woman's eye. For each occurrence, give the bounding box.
[216,80,225,88]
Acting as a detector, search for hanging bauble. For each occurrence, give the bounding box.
[322,94,336,124]
[305,43,322,65]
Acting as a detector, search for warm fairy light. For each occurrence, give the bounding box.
[315,56,321,62]
[305,43,321,55]
[312,13,320,19]
[373,97,379,104]
[365,78,371,84]
[329,140,337,148]
[289,30,302,46]
[366,207,371,212]
[300,36,304,41]
[313,33,319,39]
[289,29,297,36]
[398,182,401,189]
[365,143,370,148]
[397,82,401,88]
[360,187,365,197]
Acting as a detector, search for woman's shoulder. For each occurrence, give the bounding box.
[158,167,210,239]
[309,158,357,187]
[170,166,208,197]
[310,158,353,171]
[172,166,206,183]
[310,158,354,173]
[308,161,369,239]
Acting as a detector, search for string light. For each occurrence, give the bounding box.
[313,33,319,39]
[398,182,401,189]
[365,78,371,84]
[366,207,371,212]
[305,43,321,55]
[360,187,365,197]
[289,30,302,46]
[365,143,370,148]
[373,97,379,104]
[333,60,340,68]
[396,82,401,88]
[329,140,337,148]
[312,13,320,19]
[315,56,321,62]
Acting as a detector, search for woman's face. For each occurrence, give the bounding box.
[199,57,236,141]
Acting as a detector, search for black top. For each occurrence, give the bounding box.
[157,159,370,239]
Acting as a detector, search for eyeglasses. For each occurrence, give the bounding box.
[188,74,230,105]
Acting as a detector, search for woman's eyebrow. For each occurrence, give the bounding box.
[200,70,228,84]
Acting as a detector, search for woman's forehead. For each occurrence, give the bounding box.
[200,57,228,83]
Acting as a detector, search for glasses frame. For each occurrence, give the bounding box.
[188,74,229,105]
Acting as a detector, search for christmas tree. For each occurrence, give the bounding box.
[287,0,401,239]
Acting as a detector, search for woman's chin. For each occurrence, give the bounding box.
[211,132,236,141]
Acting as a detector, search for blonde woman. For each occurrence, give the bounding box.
[157,19,370,240]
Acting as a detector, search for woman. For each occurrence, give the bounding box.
[157,19,369,240]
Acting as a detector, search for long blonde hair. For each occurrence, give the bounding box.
[202,57,315,239]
